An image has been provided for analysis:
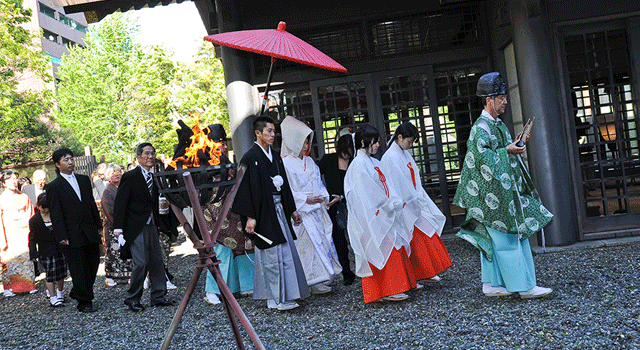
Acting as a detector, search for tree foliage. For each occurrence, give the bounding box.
[170,42,228,130]
[0,0,64,166]
[55,12,229,163]
[55,12,178,162]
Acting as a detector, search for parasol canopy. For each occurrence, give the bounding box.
[204,21,347,113]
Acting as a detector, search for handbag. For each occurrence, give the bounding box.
[334,200,348,231]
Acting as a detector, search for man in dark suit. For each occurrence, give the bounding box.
[48,148,103,313]
[113,143,174,312]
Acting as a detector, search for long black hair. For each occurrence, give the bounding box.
[388,122,419,146]
[354,124,380,150]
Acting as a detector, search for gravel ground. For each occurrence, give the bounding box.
[2,234,640,350]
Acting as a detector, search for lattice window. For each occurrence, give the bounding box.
[565,29,640,217]
[266,86,321,158]
[316,81,370,155]
[435,66,483,217]
[379,73,442,206]
[301,24,365,62]
[370,4,484,58]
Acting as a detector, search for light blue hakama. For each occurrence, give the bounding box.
[481,227,536,293]
[205,245,255,295]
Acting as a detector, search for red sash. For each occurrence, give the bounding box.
[373,167,389,197]
[407,162,417,189]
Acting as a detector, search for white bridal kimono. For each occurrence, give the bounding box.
[380,141,446,239]
[343,150,412,277]
[281,116,342,286]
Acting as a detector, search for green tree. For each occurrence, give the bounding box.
[0,0,64,165]
[170,42,228,131]
[55,12,177,162]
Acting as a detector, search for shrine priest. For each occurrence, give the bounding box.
[344,124,417,303]
[280,116,342,295]
[231,115,310,311]
[381,122,452,285]
[453,72,553,299]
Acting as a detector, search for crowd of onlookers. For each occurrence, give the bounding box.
[0,157,178,311]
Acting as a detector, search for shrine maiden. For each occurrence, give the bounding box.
[344,124,416,303]
[381,122,452,284]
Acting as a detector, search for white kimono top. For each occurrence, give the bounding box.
[344,150,411,277]
[380,141,446,238]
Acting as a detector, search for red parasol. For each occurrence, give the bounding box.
[204,21,347,114]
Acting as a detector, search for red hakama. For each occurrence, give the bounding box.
[361,247,416,303]
[409,227,452,281]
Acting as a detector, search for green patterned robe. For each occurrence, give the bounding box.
[453,113,554,261]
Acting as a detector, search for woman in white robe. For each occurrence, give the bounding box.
[381,122,452,284]
[344,124,417,303]
[281,116,342,294]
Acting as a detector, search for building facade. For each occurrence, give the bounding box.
[24,0,88,81]
[56,0,640,247]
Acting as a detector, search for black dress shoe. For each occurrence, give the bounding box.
[77,304,97,313]
[124,300,145,312]
[150,299,176,307]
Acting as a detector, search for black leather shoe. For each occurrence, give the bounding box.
[78,304,97,313]
[150,299,176,307]
[124,300,145,312]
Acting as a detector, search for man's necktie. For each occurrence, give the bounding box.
[146,173,153,195]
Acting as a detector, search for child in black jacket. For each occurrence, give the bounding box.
[28,192,67,307]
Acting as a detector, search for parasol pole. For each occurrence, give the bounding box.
[260,57,277,115]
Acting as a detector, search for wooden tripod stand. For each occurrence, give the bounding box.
[159,166,266,350]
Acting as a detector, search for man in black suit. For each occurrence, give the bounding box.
[48,148,103,313]
[113,143,173,312]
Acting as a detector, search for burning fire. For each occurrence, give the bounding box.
[168,121,222,169]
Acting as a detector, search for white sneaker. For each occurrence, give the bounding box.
[105,278,117,287]
[204,292,221,305]
[482,283,513,296]
[143,277,150,290]
[166,281,177,290]
[310,283,332,295]
[57,290,65,303]
[276,301,300,311]
[3,289,15,298]
[381,292,410,301]
[519,286,552,299]
[413,283,424,290]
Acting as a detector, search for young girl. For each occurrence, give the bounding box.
[29,192,67,307]
[381,122,452,284]
[344,124,416,303]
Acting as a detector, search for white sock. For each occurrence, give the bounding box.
[57,290,64,299]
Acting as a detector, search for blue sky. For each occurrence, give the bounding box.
[134,2,208,62]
